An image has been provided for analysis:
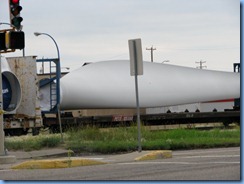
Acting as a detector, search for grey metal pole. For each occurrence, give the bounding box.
[0,55,4,156]
[0,56,16,163]
[135,72,142,152]
[133,41,142,152]
[34,32,63,142]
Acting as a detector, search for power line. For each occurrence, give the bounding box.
[146,46,156,62]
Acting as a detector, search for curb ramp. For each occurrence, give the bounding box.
[135,150,172,161]
[11,157,107,169]
[10,150,172,169]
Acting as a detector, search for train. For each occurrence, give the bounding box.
[2,56,240,135]
[41,59,240,132]
[42,99,240,133]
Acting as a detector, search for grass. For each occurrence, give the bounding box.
[64,126,240,153]
[143,128,240,150]
[5,134,63,151]
[4,126,240,153]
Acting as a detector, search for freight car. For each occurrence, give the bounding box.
[42,91,240,132]
[42,104,240,133]
[2,56,239,135]
[40,62,240,133]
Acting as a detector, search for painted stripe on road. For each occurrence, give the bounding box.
[174,148,240,156]
[179,155,240,159]
[117,161,240,165]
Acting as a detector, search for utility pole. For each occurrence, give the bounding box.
[146,46,156,62]
[196,60,207,69]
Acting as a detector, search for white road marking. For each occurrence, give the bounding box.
[117,161,240,165]
[78,157,104,160]
[173,148,240,156]
[178,155,240,159]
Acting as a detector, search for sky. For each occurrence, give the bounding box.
[0,0,240,72]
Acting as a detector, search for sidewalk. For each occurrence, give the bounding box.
[0,148,172,170]
[0,148,68,170]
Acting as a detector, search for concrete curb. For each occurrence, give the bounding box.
[8,150,173,169]
[134,150,172,161]
[11,157,107,169]
[0,155,16,164]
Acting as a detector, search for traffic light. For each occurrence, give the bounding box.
[9,0,23,30]
[5,31,25,50]
[0,33,7,51]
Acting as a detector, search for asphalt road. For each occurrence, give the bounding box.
[0,147,240,180]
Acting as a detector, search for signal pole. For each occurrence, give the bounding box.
[0,0,24,163]
[0,55,16,164]
[146,46,156,62]
[0,55,4,156]
[196,60,207,69]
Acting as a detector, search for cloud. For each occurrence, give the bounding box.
[2,0,240,72]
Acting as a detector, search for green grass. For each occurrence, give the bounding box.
[5,134,62,151]
[4,126,240,153]
[65,126,240,153]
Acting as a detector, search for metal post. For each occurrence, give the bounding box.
[34,32,63,142]
[133,41,142,152]
[0,55,16,163]
[57,104,64,143]
[135,71,142,152]
[0,55,4,156]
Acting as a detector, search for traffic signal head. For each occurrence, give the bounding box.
[0,33,7,50]
[5,31,25,50]
[9,0,23,30]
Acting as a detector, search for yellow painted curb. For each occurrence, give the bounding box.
[135,150,172,161]
[11,158,107,169]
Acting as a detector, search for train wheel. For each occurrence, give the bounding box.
[32,128,40,136]
[49,125,60,134]
[223,120,231,127]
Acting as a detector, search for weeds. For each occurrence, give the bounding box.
[65,126,240,153]
[5,134,62,151]
[4,126,240,153]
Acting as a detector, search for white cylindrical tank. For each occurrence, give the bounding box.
[59,60,240,110]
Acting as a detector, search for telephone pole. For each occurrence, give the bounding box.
[196,60,207,69]
[146,46,156,62]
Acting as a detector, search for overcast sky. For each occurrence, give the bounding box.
[0,0,240,72]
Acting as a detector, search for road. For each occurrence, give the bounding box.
[0,147,240,180]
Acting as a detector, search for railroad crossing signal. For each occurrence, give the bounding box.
[9,0,23,30]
